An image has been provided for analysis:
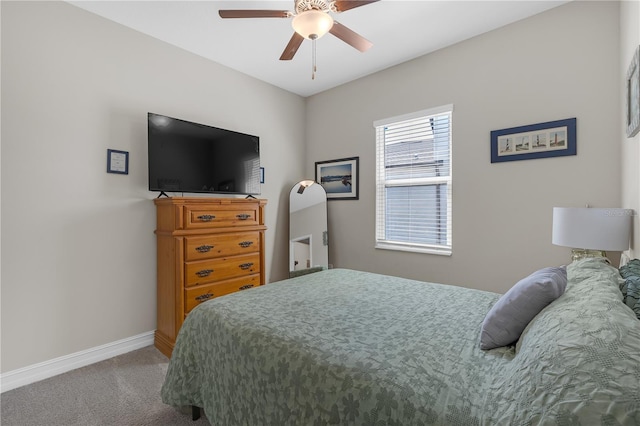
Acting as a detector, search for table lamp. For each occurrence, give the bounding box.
[552,207,633,261]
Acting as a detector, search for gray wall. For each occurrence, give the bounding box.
[1,1,305,372]
[305,1,622,293]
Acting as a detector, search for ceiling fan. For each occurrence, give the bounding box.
[219,0,379,78]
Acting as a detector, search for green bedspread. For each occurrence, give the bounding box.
[161,262,640,425]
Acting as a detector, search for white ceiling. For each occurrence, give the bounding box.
[68,1,568,97]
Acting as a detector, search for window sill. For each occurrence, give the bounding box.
[375,242,452,256]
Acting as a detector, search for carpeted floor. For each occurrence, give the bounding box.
[1,345,210,426]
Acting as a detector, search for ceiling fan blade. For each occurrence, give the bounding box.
[329,22,373,52]
[334,1,380,12]
[219,10,290,19]
[280,32,305,60]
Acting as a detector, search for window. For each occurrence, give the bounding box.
[374,104,453,255]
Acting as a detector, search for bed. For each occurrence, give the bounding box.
[161,258,640,425]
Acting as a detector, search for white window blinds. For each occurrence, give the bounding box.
[374,105,453,255]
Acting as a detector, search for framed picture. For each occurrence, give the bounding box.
[107,149,129,174]
[626,45,640,138]
[260,167,265,184]
[315,157,359,200]
[490,118,576,163]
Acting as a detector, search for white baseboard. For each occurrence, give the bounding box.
[0,331,155,393]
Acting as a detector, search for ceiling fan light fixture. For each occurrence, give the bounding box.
[292,10,334,39]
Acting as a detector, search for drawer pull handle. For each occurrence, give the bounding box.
[195,244,214,253]
[197,214,216,222]
[239,284,254,291]
[239,262,254,270]
[238,241,254,248]
[236,214,251,220]
[196,269,214,277]
[195,293,214,302]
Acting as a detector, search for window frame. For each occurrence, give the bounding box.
[374,104,453,256]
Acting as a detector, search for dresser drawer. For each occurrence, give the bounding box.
[184,204,260,229]
[185,274,260,314]
[185,252,260,287]
[184,231,260,261]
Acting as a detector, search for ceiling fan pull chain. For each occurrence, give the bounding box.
[312,36,317,80]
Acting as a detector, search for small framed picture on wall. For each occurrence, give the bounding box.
[315,157,359,200]
[107,149,129,174]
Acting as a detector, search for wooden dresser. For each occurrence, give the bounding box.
[154,197,267,357]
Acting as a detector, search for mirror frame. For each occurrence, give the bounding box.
[289,180,328,277]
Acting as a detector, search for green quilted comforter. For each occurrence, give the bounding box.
[162,262,640,425]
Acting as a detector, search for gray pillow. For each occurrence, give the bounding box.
[480,266,567,350]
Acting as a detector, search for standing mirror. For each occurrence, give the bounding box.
[289,180,328,277]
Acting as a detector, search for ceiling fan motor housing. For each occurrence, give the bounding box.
[295,0,335,14]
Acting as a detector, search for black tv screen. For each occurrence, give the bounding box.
[148,113,261,195]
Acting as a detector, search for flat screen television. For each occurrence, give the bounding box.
[148,113,261,196]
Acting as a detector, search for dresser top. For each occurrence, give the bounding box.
[154,196,267,206]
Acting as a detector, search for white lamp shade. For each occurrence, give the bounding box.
[292,10,334,39]
[552,207,633,251]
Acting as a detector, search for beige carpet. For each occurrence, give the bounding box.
[1,346,210,426]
